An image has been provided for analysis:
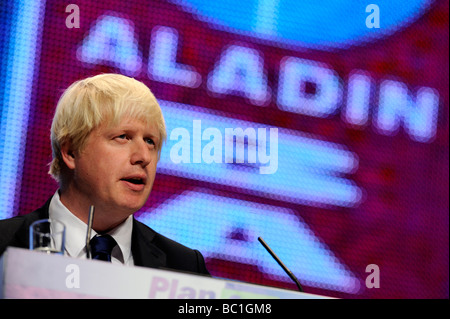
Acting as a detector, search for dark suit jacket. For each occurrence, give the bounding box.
[0,198,210,276]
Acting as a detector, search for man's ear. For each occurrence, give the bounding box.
[60,141,76,170]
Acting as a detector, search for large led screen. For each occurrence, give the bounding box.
[0,0,448,298]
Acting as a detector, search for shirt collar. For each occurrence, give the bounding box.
[48,190,133,264]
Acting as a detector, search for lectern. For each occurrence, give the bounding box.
[1,247,329,299]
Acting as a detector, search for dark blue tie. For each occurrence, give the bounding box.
[90,234,117,262]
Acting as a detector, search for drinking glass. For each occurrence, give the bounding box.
[29,219,66,255]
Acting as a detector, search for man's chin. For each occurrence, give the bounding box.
[120,196,148,213]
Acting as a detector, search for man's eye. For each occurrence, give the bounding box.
[116,134,127,140]
[146,138,155,145]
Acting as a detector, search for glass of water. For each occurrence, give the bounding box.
[29,219,66,255]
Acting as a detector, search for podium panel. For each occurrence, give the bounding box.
[1,247,330,299]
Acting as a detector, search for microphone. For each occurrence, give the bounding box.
[258,236,304,292]
[85,205,95,259]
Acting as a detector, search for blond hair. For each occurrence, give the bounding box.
[49,73,166,183]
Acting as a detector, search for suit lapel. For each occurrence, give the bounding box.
[131,218,167,269]
[13,198,51,249]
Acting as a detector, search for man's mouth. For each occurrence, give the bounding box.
[121,176,146,186]
[122,178,144,184]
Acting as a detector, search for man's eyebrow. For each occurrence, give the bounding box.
[121,127,160,141]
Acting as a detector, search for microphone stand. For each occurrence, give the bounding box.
[258,236,304,292]
[85,205,95,259]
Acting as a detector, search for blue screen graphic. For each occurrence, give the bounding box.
[174,0,432,48]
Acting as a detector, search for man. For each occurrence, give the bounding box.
[0,73,209,275]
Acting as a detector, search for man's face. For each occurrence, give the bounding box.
[68,116,160,227]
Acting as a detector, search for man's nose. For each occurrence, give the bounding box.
[130,139,152,167]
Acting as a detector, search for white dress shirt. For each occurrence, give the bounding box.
[48,190,134,266]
